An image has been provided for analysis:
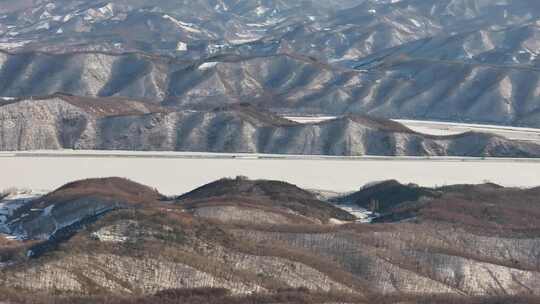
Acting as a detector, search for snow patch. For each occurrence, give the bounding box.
[409,18,422,27]
[0,189,47,239]
[254,6,269,16]
[63,13,75,22]
[35,22,50,30]
[198,62,219,70]
[84,3,115,23]
[163,15,202,33]
[176,41,188,51]
[333,202,377,223]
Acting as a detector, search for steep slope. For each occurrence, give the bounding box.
[2,95,540,157]
[2,0,540,129]
[353,22,540,67]
[2,51,540,128]
[1,177,164,241]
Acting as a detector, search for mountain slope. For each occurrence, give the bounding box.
[2,51,540,128]
[1,177,164,240]
[1,177,540,301]
[2,95,540,157]
[177,176,355,224]
[2,0,540,129]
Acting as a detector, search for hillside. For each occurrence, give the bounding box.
[331,180,440,213]
[2,51,540,128]
[0,177,540,303]
[177,176,355,224]
[2,0,540,128]
[0,177,164,241]
[1,95,540,157]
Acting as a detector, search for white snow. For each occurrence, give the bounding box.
[285,116,338,124]
[285,116,540,143]
[198,62,219,70]
[176,41,188,51]
[99,3,114,15]
[1,151,540,197]
[228,31,264,45]
[40,11,52,20]
[214,1,229,12]
[333,203,376,223]
[83,3,115,23]
[35,22,51,30]
[0,190,44,218]
[409,18,422,27]
[63,13,75,22]
[93,232,128,243]
[162,15,202,33]
[91,229,129,243]
[0,189,47,239]
[254,6,269,16]
[395,119,540,142]
[229,38,260,45]
[207,43,228,54]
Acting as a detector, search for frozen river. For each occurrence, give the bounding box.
[285,116,540,143]
[1,151,539,195]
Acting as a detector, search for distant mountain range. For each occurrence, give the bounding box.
[2,0,540,154]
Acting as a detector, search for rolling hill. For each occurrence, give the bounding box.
[0,176,539,303]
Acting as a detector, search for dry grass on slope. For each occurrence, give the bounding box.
[2,287,540,304]
[177,177,355,223]
[380,185,540,237]
[33,177,165,209]
[60,94,169,118]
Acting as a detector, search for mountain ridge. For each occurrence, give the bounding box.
[1,95,539,157]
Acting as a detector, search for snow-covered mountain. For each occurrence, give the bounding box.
[1,1,540,149]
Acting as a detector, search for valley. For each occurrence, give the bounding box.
[1,150,539,195]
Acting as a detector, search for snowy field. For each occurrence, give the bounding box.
[285,116,540,142]
[395,119,540,142]
[1,151,539,196]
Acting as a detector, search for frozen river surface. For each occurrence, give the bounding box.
[1,151,539,196]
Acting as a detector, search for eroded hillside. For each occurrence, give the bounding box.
[1,94,540,157]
